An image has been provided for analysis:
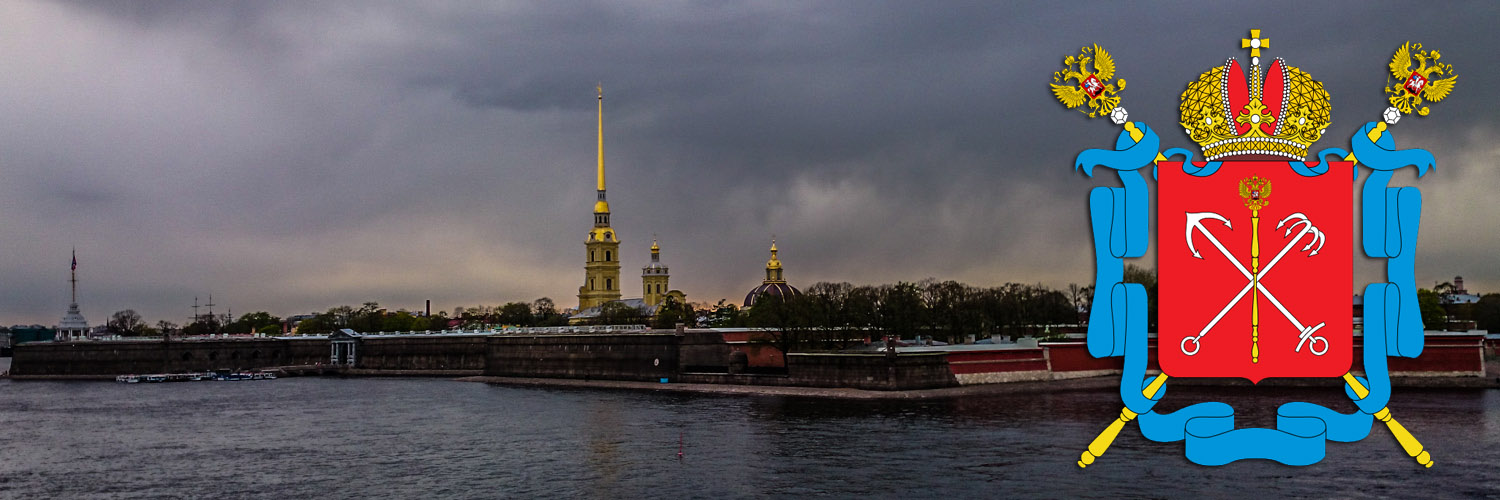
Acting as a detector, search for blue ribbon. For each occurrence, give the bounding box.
[1077,125,1158,358]
[1132,319,1384,465]
[1353,121,1432,358]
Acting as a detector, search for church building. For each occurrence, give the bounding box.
[578,85,622,311]
[571,86,685,325]
[641,238,684,307]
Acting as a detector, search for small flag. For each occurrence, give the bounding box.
[72,252,77,271]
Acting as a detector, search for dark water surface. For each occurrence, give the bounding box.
[2,359,1496,499]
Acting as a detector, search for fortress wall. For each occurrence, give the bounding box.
[11,339,288,376]
[786,352,957,390]
[678,331,731,372]
[285,338,333,366]
[484,333,680,382]
[357,336,488,371]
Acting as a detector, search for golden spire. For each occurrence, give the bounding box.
[597,84,605,189]
[766,238,782,270]
[651,236,660,254]
[593,84,610,215]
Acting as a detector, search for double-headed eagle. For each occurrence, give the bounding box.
[1388,42,1456,117]
[1052,44,1125,119]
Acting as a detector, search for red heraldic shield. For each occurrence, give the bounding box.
[1159,161,1352,383]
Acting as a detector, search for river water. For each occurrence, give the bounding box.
[1,358,1496,499]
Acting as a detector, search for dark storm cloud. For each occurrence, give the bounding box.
[1,0,1496,325]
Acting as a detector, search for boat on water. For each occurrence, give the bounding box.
[114,371,278,383]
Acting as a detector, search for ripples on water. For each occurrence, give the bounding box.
[1,359,1496,499]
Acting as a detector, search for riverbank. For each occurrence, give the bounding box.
[456,374,1123,399]
[459,362,1500,400]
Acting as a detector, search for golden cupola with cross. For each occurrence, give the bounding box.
[743,239,801,307]
[579,85,622,310]
[1179,29,1331,161]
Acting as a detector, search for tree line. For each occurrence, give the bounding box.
[101,309,289,337]
[73,271,1500,347]
[721,278,1106,355]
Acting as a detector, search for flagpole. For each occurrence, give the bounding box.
[70,248,77,304]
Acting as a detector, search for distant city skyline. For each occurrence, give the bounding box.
[1,1,1496,325]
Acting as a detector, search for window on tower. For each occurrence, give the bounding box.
[605,250,612,261]
[606,278,613,290]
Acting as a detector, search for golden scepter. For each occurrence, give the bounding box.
[1050,43,1169,468]
[1051,44,1175,468]
[1332,41,1453,469]
[1239,177,1269,363]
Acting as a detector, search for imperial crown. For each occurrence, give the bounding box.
[1179,30,1331,161]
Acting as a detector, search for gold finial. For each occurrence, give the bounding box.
[767,237,782,270]
[1241,29,1269,64]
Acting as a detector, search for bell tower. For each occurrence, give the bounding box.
[579,85,622,310]
[642,238,670,307]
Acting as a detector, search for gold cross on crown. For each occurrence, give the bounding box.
[1241,29,1269,66]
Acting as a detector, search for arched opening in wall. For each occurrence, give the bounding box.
[209,351,219,361]
[605,250,612,261]
[606,278,612,290]
[251,351,260,360]
[181,352,192,361]
[231,351,240,360]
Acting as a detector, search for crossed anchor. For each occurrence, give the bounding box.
[1180,212,1330,357]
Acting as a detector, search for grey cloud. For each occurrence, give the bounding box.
[2,0,1496,325]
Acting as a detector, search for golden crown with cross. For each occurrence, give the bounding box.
[1178,30,1331,161]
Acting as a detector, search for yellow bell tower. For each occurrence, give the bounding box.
[642,238,670,307]
[579,85,622,310]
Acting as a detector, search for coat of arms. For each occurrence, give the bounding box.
[1055,30,1452,467]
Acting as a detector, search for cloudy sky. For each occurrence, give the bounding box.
[2,1,1496,326]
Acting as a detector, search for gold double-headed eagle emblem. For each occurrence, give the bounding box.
[1387,42,1456,117]
[1050,44,1125,121]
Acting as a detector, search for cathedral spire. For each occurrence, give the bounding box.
[595,84,608,213]
[580,85,622,311]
